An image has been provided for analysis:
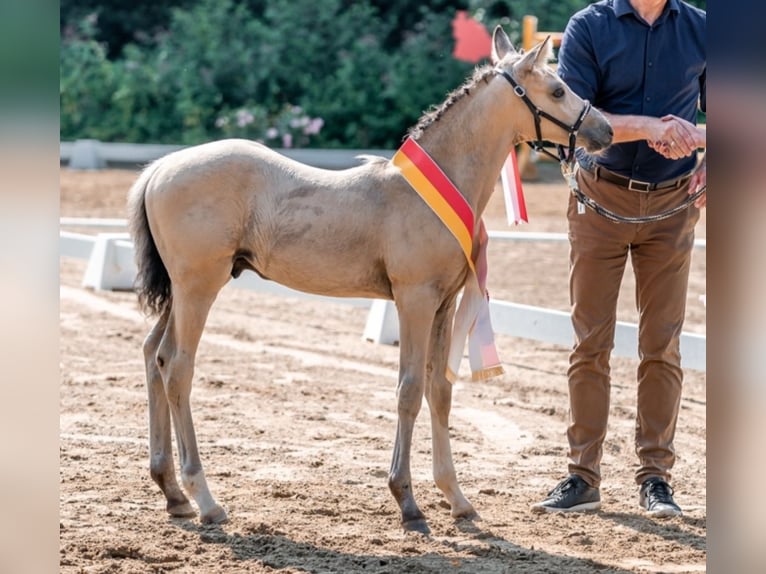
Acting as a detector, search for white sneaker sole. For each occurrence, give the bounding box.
[641,504,682,518]
[531,500,602,514]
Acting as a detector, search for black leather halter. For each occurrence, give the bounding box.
[495,67,590,163]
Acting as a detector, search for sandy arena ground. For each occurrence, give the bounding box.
[60,161,706,573]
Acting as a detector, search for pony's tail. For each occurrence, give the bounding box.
[127,161,171,316]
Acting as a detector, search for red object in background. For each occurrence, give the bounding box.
[452,10,491,63]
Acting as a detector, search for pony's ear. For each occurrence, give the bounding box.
[517,35,553,73]
[536,35,554,66]
[491,25,517,64]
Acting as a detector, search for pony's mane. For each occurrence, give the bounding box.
[406,63,499,141]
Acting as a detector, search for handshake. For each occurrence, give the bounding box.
[648,114,706,160]
[645,114,707,208]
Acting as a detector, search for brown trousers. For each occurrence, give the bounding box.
[566,166,700,488]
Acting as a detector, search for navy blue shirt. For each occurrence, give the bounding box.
[558,0,706,182]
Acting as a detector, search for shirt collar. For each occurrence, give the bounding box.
[614,0,680,20]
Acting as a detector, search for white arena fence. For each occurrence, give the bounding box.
[60,225,706,372]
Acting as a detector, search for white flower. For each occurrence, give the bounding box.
[303,117,324,135]
[290,116,310,128]
[236,109,254,127]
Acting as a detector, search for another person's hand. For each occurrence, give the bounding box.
[688,154,706,208]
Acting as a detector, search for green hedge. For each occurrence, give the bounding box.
[61,0,474,147]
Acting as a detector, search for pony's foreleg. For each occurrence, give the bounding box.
[388,287,438,534]
[144,308,195,518]
[425,298,478,520]
[158,281,228,524]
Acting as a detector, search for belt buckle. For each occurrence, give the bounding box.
[627,179,651,192]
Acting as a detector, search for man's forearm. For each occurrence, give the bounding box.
[600,111,704,158]
[602,112,661,143]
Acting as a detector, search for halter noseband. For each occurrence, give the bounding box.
[495,67,591,164]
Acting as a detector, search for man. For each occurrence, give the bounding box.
[532,0,706,518]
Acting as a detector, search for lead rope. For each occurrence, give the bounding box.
[560,160,705,224]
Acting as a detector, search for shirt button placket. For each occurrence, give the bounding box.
[642,27,654,114]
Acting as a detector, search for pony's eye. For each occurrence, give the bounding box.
[553,87,565,99]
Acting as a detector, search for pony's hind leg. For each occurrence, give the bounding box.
[158,267,230,524]
[388,285,439,534]
[144,307,195,518]
[425,297,477,520]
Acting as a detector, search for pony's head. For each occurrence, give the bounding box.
[490,26,612,154]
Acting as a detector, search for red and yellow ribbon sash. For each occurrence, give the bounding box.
[393,137,476,275]
[392,137,504,382]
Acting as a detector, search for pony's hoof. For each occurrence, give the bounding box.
[452,506,480,521]
[201,505,228,525]
[167,501,196,518]
[402,517,431,535]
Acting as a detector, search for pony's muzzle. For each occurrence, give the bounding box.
[577,107,613,153]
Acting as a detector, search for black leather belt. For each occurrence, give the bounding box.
[580,163,691,192]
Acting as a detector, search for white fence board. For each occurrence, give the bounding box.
[60,217,131,228]
[489,299,705,371]
[61,140,393,170]
[60,232,96,259]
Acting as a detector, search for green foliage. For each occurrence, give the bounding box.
[60,0,475,147]
[152,0,266,143]
[247,0,395,147]
[60,0,706,147]
[60,0,198,58]
[297,4,473,148]
[60,27,117,141]
[62,0,272,144]
[385,10,474,146]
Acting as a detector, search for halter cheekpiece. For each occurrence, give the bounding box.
[494,66,591,164]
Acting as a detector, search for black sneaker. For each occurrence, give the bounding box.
[639,477,682,518]
[531,474,601,513]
